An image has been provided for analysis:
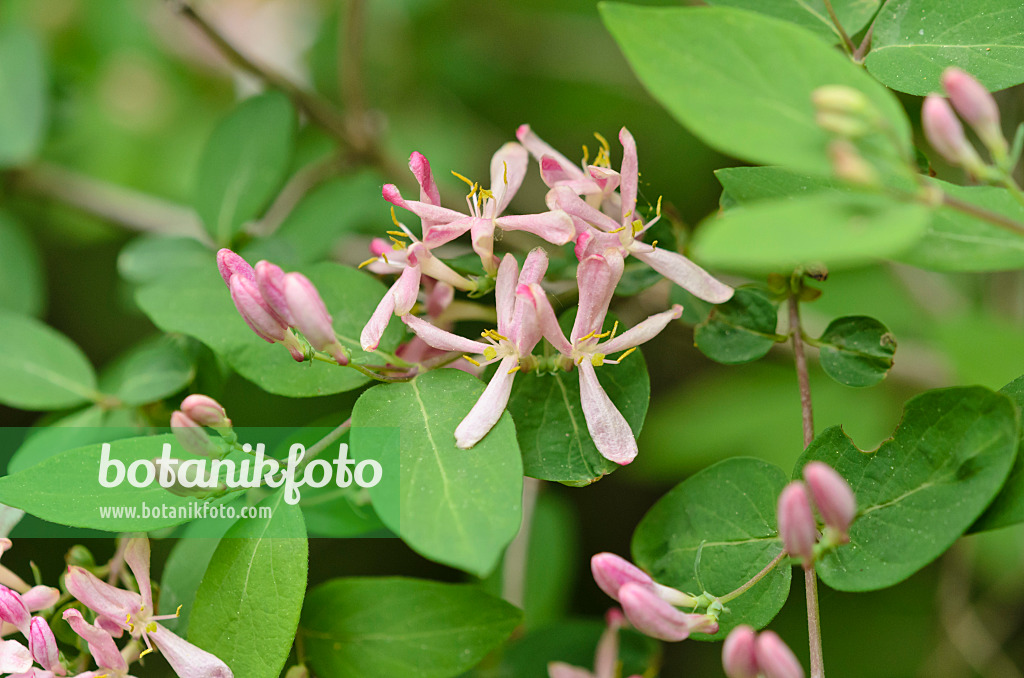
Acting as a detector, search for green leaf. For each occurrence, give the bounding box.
[189,491,307,678]
[8,408,138,474]
[865,0,1024,96]
[973,375,1024,532]
[797,387,1019,591]
[694,288,780,364]
[703,0,880,43]
[301,577,521,678]
[0,212,44,316]
[0,311,97,410]
[716,167,1024,272]
[301,483,385,538]
[816,316,896,387]
[194,92,296,244]
[0,25,48,167]
[350,370,523,577]
[632,457,792,640]
[99,336,195,406]
[600,4,911,173]
[691,193,930,274]
[118,236,212,284]
[135,261,402,397]
[0,434,223,532]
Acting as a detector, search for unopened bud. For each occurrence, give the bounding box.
[255,260,297,326]
[283,273,348,365]
[815,111,869,138]
[591,553,654,602]
[755,631,805,678]
[181,394,231,429]
[922,95,985,173]
[0,586,30,634]
[942,67,1007,158]
[66,545,95,568]
[229,273,289,343]
[828,140,878,186]
[285,666,310,678]
[217,249,255,287]
[170,411,220,457]
[29,617,59,672]
[777,482,818,568]
[619,583,717,642]
[812,85,869,116]
[722,625,759,678]
[803,461,856,541]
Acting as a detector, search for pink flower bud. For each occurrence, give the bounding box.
[777,482,818,568]
[229,273,289,343]
[619,583,717,642]
[283,273,348,365]
[755,631,805,678]
[591,553,654,602]
[942,67,1006,154]
[216,249,255,287]
[255,260,297,326]
[28,617,59,672]
[0,586,30,634]
[170,411,219,457]
[410,151,441,206]
[803,461,856,539]
[722,625,759,678]
[181,395,231,429]
[922,95,984,170]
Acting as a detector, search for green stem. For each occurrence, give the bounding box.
[717,548,788,604]
[822,0,856,55]
[295,418,352,474]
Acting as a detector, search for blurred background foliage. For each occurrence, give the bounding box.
[0,0,1023,676]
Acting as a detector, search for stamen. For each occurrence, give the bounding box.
[175,605,182,617]
[463,355,482,367]
[389,236,407,250]
[390,206,402,229]
[140,647,154,658]
[576,355,585,365]
[650,240,658,248]
[609,225,626,234]
[357,257,379,269]
[594,131,610,153]
[617,347,638,362]
[503,161,508,186]
[507,365,521,375]
[609,320,619,340]
[632,219,644,235]
[579,330,598,341]
[488,329,510,342]
[656,195,663,217]
[581,144,590,166]
[593,329,611,339]
[381,252,389,264]
[451,170,475,190]
[386,230,408,238]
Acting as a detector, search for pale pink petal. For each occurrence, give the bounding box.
[383,185,467,225]
[360,290,397,352]
[632,248,733,304]
[21,586,59,612]
[547,662,595,678]
[722,625,759,678]
[255,260,296,326]
[28,617,60,673]
[151,624,233,678]
[590,553,654,602]
[518,283,572,356]
[593,619,620,678]
[519,248,549,288]
[755,631,805,678]
[587,166,621,195]
[619,584,693,642]
[495,211,575,246]
[65,566,140,628]
[540,156,589,190]
[391,265,421,316]
[550,186,621,233]
[407,243,472,291]
[455,355,518,449]
[495,254,519,338]
[470,219,498,274]
[123,538,153,612]
[571,253,623,343]
[0,639,31,673]
[489,142,528,216]
[409,152,441,207]
[575,230,621,261]
[0,587,30,634]
[401,316,489,354]
[778,482,818,568]
[599,305,682,355]
[63,609,128,673]
[216,249,254,287]
[516,124,584,181]
[229,274,288,343]
[425,281,454,318]
[578,361,636,465]
[803,462,856,537]
[422,217,478,249]
[618,128,638,223]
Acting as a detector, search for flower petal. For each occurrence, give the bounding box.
[21,586,59,612]
[516,124,584,181]
[152,624,233,678]
[590,553,654,602]
[62,609,129,673]
[360,288,397,352]
[495,254,519,338]
[599,305,682,355]
[383,185,467,225]
[409,151,441,207]
[578,361,636,465]
[632,248,733,304]
[0,638,31,674]
[401,315,489,354]
[519,247,549,288]
[547,662,595,678]
[518,283,571,356]
[454,355,518,449]
[571,253,623,343]
[550,186,621,233]
[489,142,528,216]
[618,128,638,223]
[495,211,575,246]
[65,566,139,629]
[123,538,153,612]
[619,584,717,642]
[29,617,60,672]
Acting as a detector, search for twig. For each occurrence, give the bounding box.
[249,153,347,237]
[822,0,856,55]
[939,192,1024,237]
[295,418,352,474]
[341,0,370,153]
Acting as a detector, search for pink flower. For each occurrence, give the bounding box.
[550,128,733,304]
[722,625,759,678]
[170,411,220,457]
[922,95,985,173]
[383,142,575,274]
[283,272,348,365]
[942,67,1006,157]
[401,249,549,448]
[180,395,231,430]
[802,461,856,542]
[523,253,681,464]
[63,609,137,678]
[722,626,805,678]
[65,538,232,678]
[27,617,63,676]
[516,125,621,208]
[0,638,32,674]
[777,482,818,568]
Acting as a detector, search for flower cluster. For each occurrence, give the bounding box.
[0,536,62,678]
[922,67,1010,176]
[777,462,857,568]
[722,625,804,678]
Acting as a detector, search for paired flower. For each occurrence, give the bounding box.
[65,538,233,678]
[723,626,804,678]
[516,125,621,212]
[590,553,718,642]
[778,462,856,567]
[923,67,1008,173]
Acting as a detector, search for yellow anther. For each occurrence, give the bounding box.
[175,605,183,617]
[507,365,521,375]
[656,195,663,217]
[617,346,638,362]
[609,320,619,340]
[488,330,509,342]
[479,188,495,202]
[579,330,598,341]
[390,206,402,229]
[126,613,132,624]
[381,252,389,264]
[650,240,658,248]
[581,144,590,166]
[357,257,378,270]
[463,355,482,367]
[576,355,585,365]
[140,647,154,659]
[632,219,644,235]
[609,225,626,234]
[594,131,610,153]
[503,161,509,186]
[591,353,606,367]
[451,170,475,190]
[386,230,407,238]
[146,622,158,633]
[389,237,407,250]
[483,346,497,361]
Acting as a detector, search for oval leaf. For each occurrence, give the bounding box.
[632,457,792,640]
[816,315,897,387]
[973,375,1024,532]
[0,25,48,167]
[99,335,195,406]
[301,577,521,678]
[350,370,523,577]
[0,311,97,410]
[0,212,45,316]
[796,386,1018,591]
[694,288,780,364]
[703,0,880,42]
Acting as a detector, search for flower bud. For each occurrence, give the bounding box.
[755,631,805,678]
[285,666,310,678]
[0,586,30,634]
[922,95,985,172]
[803,461,856,540]
[812,85,869,116]
[284,273,348,365]
[21,586,59,612]
[722,625,759,678]
[170,411,220,457]
[777,482,818,568]
[815,111,869,138]
[619,583,717,642]
[181,394,231,429]
[66,545,95,568]
[229,273,289,343]
[828,140,878,186]
[28,617,59,672]
[255,260,297,327]
[591,553,654,602]
[217,249,255,287]
[942,67,1007,157]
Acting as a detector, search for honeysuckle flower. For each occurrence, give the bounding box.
[63,609,138,678]
[802,461,856,542]
[922,95,986,174]
[722,625,759,678]
[27,617,63,676]
[226,272,305,362]
[516,125,621,211]
[170,411,221,457]
[283,272,349,365]
[618,583,719,642]
[216,249,255,286]
[0,638,32,674]
[523,253,681,464]
[254,260,296,326]
[383,142,575,274]
[777,482,817,568]
[547,609,642,678]
[0,586,31,636]
[65,538,232,678]
[755,631,805,678]
[942,67,1006,158]
[180,395,231,430]
[551,128,733,305]
[402,249,548,448]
